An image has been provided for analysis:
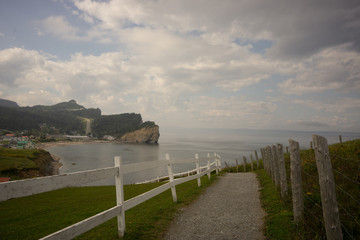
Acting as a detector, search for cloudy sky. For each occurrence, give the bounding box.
[0,0,359,132]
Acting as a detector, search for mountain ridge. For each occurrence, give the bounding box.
[0,99,159,142]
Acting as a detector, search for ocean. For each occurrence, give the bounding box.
[46,128,360,185]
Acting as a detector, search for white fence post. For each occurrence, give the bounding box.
[196,153,201,187]
[207,153,211,180]
[215,153,220,175]
[114,156,125,237]
[166,153,177,202]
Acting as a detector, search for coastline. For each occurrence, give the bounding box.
[38,140,108,149]
[49,154,62,175]
[37,140,110,176]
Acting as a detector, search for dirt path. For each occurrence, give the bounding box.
[163,173,265,240]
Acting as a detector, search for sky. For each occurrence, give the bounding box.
[0,0,359,132]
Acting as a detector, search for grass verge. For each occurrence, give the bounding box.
[255,169,296,240]
[0,173,217,240]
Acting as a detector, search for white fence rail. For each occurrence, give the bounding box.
[0,153,221,239]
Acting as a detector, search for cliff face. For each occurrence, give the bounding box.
[119,126,160,143]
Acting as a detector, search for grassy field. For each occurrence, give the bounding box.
[0,174,218,240]
[0,148,42,178]
[255,139,360,240]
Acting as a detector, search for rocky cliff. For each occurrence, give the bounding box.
[119,126,160,143]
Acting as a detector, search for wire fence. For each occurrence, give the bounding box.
[261,137,359,240]
[221,136,359,239]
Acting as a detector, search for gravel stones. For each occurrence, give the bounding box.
[163,173,265,240]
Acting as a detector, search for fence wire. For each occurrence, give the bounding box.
[263,138,360,240]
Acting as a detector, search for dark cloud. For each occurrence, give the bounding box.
[261,0,360,59]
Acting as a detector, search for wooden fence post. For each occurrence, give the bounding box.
[313,135,343,240]
[215,153,220,174]
[261,148,267,173]
[114,156,125,237]
[277,144,288,198]
[266,146,274,180]
[289,139,304,225]
[207,158,211,180]
[166,153,177,202]
[195,153,201,187]
[255,150,259,169]
[206,153,211,179]
[339,135,342,143]
[271,145,280,190]
[236,159,239,172]
[243,156,247,172]
[250,154,254,171]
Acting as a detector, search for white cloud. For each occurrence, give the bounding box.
[1,0,360,131]
[279,45,360,95]
[184,96,278,128]
[293,98,360,114]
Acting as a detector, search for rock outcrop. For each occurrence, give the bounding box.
[119,126,160,143]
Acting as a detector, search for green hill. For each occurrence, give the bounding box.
[0,99,157,138]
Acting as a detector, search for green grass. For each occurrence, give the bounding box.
[0,156,37,171]
[0,174,217,240]
[256,139,360,240]
[0,148,41,171]
[255,169,296,240]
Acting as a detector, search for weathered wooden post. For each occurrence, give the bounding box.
[261,148,267,173]
[271,145,280,190]
[289,139,304,225]
[310,141,313,150]
[286,146,289,154]
[195,153,201,187]
[277,144,288,198]
[114,156,125,237]
[243,156,247,172]
[254,150,259,169]
[166,153,177,202]
[236,159,239,172]
[224,161,230,172]
[207,158,211,180]
[266,146,274,180]
[339,135,342,143]
[205,153,211,179]
[215,153,220,175]
[313,135,343,240]
[250,154,254,171]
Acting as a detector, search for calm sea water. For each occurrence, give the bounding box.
[46,128,360,185]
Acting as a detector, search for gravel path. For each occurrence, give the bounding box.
[163,173,265,240]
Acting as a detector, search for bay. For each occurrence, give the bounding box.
[46,128,360,185]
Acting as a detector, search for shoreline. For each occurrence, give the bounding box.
[38,140,111,176]
[49,154,62,175]
[38,139,109,150]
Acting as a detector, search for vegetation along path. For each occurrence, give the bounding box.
[163,173,265,240]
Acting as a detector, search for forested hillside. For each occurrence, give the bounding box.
[0,99,157,138]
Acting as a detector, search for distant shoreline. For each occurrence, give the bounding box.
[38,140,111,175]
[38,140,110,150]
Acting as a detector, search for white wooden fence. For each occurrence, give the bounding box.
[0,153,221,239]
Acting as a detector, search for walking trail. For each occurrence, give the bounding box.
[163,172,265,240]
